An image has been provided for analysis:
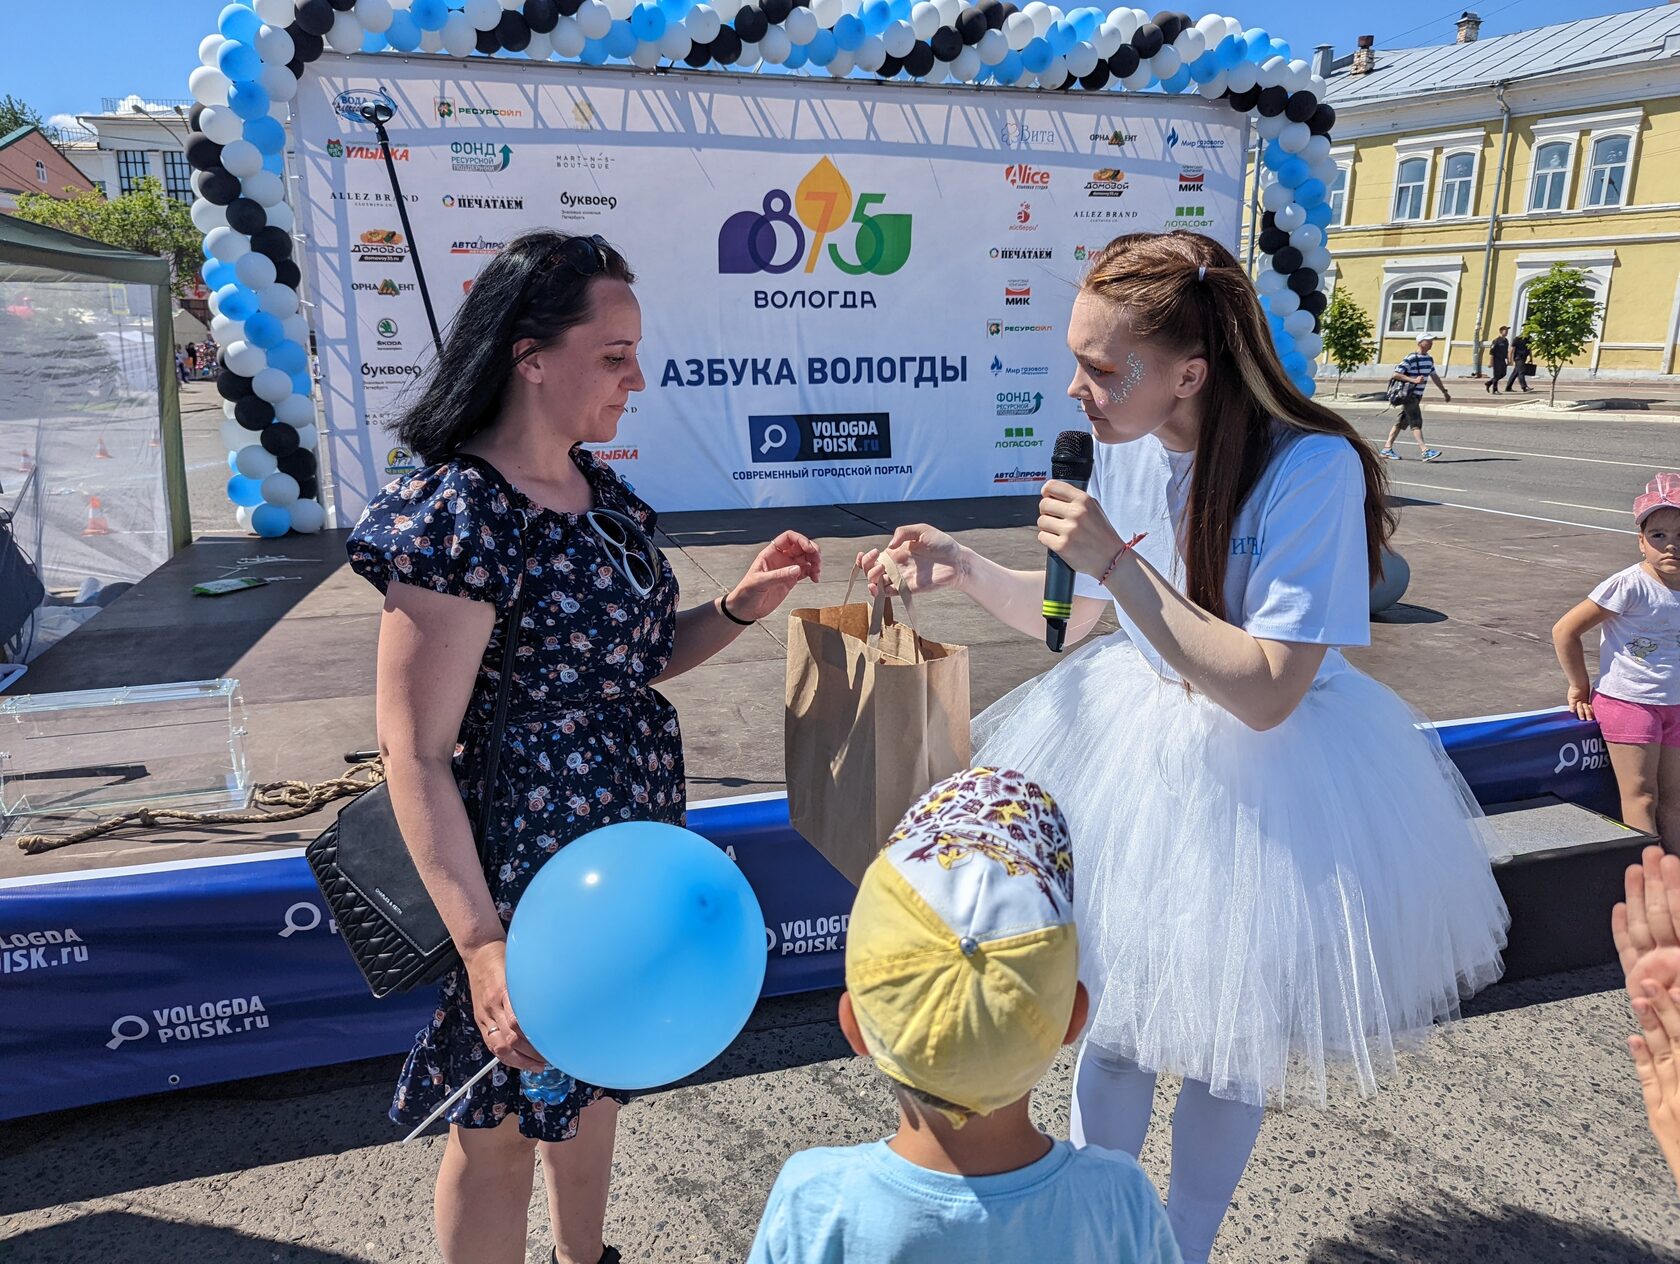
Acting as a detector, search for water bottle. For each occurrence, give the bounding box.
[520,1065,576,1104]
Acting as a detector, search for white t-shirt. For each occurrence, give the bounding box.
[1073,425,1372,681]
[1590,563,1680,705]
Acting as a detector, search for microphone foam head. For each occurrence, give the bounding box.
[1051,430,1095,482]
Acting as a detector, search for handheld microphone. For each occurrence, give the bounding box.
[1043,430,1095,653]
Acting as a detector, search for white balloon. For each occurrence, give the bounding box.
[1309,157,1338,188]
[950,46,981,82]
[220,139,263,178]
[1284,308,1316,336]
[1257,55,1288,86]
[240,170,285,208]
[191,199,229,233]
[259,62,299,103]
[220,418,248,451]
[524,29,553,59]
[1173,27,1204,62]
[289,499,326,534]
[913,2,941,41]
[1194,13,1223,38]
[553,16,587,56]
[1288,224,1324,251]
[826,50,854,77]
[1120,66,1153,92]
[1256,267,1287,296]
[1066,42,1098,78]
[1108,8,1138,41]
[812,0,842,27]
[502,0,526,8]
[1196,70,1228,98]
[657,25,691,58]
[420,27,444,52]
[934,0,963,25]
[1302,134,1331,166]
[255,0,295,24]
[630,41,661,67]
[205,226,252,262]
[441,12,477,55]
[977,29,1007,65]
[276,394,316,427]
[840,0,863,15]
[1286,57,1312,94]
[291,422,319,452]
[760,25,791,62]
[784,7,817,43]
[1260,181,1295,213]
[1255,111,1288,140]
[1303,245,1332,273]
[258,284,300,317]
[356,0,395,35]
[1225,61,1258,93]
[605,0,637,18]
[325,12,365,54]
[1267,287,1301,316]
[236,443,278,478]
[235,252,278,292]
[211,315,244,343]
[1038,63,1069,90]
[236,504,255,532]
[203,105,246,145]
[225,340,268,377]
[680,4,717,42]
[465,0,502,29]
[1150,46,1180,80]
[281,313,310,347]
[1274,200,1306,231]
[253,368,293,403]
[190,67,232,108]
[883,20,915,58]
[1093,24,1120,59]
[261,471,301,506]
[1278,121,1311,154]
[1027,2,1052,37]
[254,25,293,68]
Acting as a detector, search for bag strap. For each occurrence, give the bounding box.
[867,554,923,664]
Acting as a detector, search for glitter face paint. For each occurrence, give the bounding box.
[1107,352,1144,406]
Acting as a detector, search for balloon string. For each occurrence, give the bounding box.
[401,1057,498,1143]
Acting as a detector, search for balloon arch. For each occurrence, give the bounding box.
[190,0,1338,536]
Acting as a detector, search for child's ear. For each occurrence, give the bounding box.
[838,992,871,1057]
[1062,981,1090,1046]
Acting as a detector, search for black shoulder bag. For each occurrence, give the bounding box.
[307,515,527,999]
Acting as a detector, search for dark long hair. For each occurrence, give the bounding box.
[1082,231,1395,621]
[395,230,636,462]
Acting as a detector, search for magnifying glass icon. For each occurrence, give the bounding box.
[1554,742,1580,775]
[107,1015,150,1050]
[759,424,788,455]
[280,901,322,938]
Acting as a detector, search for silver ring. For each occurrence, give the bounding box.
[487,1025,501,1034]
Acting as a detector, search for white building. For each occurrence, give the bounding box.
[59,97,199,205]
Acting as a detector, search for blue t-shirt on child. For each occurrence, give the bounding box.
[747,1139,1181,1264]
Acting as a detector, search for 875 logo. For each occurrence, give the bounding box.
[719,158,911,277]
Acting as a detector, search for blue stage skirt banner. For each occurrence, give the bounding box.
[0,709,1619,1121]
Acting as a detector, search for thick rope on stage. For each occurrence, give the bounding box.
[12,761,384,856]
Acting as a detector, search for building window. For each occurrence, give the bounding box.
[35,160,47,184]
[1585,134,1630,208]
[115,149,150,194]
[1393,157,1427,221]
[93,180,107,197]
[163,151,194,204]
[1328,165,1349,226]
[1529,142,1570,211]
[1438,151,1475,217]
[1386,282,1450,337]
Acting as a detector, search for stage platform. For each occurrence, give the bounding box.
[0,491,1633,1120]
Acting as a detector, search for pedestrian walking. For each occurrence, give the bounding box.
[174,346,189,384]
[1380,336,1450,462]
[1487,326,1509,393]
[1506,330,1534,393]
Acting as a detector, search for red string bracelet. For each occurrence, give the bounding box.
[1097,533,1149,586]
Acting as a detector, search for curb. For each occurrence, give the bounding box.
[1329,398,1680,424]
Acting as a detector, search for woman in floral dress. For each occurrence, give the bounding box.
[348,232,820,1264]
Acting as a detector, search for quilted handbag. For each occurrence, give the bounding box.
[307,519,526,999]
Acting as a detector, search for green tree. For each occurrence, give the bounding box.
[1319,288,1378,397]
[0,94,44,136]
[1521,263,1602,406]
[13,177,200,299]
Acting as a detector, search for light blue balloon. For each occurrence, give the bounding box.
[890,0,911,19]
[387,11,422,49]
[997,50,1023,84]
[1243,28,1270,59]
[1298,376,1317,398]
[1305,202,1334,228]
[1262,139,1287,169]
[605,20,638,58]
[807,29,837,64]
[262,148,285,173]
[1161,66,1191,93]
[267,340,307,375]
[630,5,667,41]
[290,370,313,398]
[203,258,238,290]
[228,80,271,120]
[1294,177,1327,206]
[505,822,767,1090]
[581,36,609,64]
[244,310,284,349]
[1072,9,1099,41]
[244,115,287,154]
[1269,38,1292,62]
[362,30,389,52]
[227,473,265,507]
[1021,37,1051,73]
[658,0,690,17]
[1189,53,1221,84]
[1276,156,1309,188]
[1046,20,1075,56]
[219,3,261,44]
[833,14,864,51]
[785,43,808,69]
[218,40,263,83]
[862,0,892,35]
[228,451,240,474]
[216,284,258,320]
[1282,349,1309,376]
[412,0,448,30]
[252,502,292,537]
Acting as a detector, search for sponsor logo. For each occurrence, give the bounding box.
[351,277,418,297]
[1073,244,1088,261]
[1010,201,1037,231]
[325,137,409,161]
[988,320,1055,336]
[106,996,269,1050]
[436,96,523,121]
[1085,168,1129,197]
[994,466,1049,485]
[772,914,849,955]
[362,361,422,379]
[1004,163,1051,188]
[989,355,1049,377]
[441,193,525,210]
[749,412,891,462]
[384,446,417,476]
[1167,205,1216,228]
[572,101,597,127]
[1072,207,1139,221]
[995,391,1044,417]
[1179,167,1205,192]
[996,424,1044,447]
[1166,126,1226,152]
[373,317,402,351]
[719,158,910,277]
[1,927,88,974]
[1005,279,1032,306]
[279,901,339,938]
[584,445,640,462]
[449,141,514,172]
[449,237,506,255]
[556,191,618,219]
[990,247,1052,260]
[333,88,397,124]
[1090,129,1139,147]
[1000,122,1056,149]
[351,228,407,263]
[555,152,614,171]
[330,190,418,204]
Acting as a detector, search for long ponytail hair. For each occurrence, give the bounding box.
[1082,231,1394,621]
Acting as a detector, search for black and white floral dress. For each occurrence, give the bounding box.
[348,446,684,1141]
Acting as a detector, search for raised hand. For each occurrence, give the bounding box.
[725,530,822,623]
[856,524,967,597]
[1614,846,1680,999]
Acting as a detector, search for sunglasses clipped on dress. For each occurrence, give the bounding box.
[586,507,659,597]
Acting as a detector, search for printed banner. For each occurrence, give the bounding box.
[291,58,1248,519]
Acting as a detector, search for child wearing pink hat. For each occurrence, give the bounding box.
[1554,473,1680,848]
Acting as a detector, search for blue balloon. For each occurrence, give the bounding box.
[215,284,258,320]
[1305,202,1334,228]
[997,50,1023,84]
[218,40,263,83]
[411,0,448,30]
[1269,38,1292,62]
[228,451,240,474]
[581,36,609,64]
[219,4,261,44]
[784,43,808,69]
[1262,139,1287,169]
[1072,10,1099,41]
[1046,20,1075,56]
[228,80,270,120]
[1021,37,1051,73]
[362,30,389,52]
[807,29,837,64]
[1243,28,1270,60]
[1294,177,1327,206]
[203,258,238,290]
[387,11,422,49]
[630,4,667,41]
[862,0,892,35]
[290,371,313,398]
[227,474,265,507]
[605,20,638,58]
[1161,66,1191,93]
[267,340,307,375]
[1216,34,1243,69]
[504,822,767,1090]
[262,149,285,173]
[658,0,691,16]
[252,503,292,537]
[833,14,864,51]
[1276,156,1309,188]
[1188,53,1221,84]
[890,0,911,19]
[1282,349,1309,376]
[244,115,286,154]
[244,310,284,349]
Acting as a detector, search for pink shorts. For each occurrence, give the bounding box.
[1594,693,1680,748]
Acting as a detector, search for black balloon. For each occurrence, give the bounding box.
[762,0,792,21]
[274,259,302,290]
[997,1,1017,17]
[557,0,585,14]
[1258,226,1288,255]
[524,0,560,33]
[1271,245,1303,274]
[684,40,712,66]
[200,169,241,206]
[1301,290,1327,316]
[980,0,1006,30]
[1308,102,1336,136]
[261,421,302,457]
[712,27,742,63]
[278,449,317,480]
[734,6,768,42]
[185,133,223,172]
[217,370,255,402]
[905,41,934,77]
[475,27,503,54]
[226,198,268,235]
[878,53,903,78]
[1132,22,1163,59]
[956,7,987,44]
[1079,62,1110,91]
[1256,85,1289,117]
[1261,210,1276,233]
[328,0,356,11]
[1284,91,1318,124]
[288,24,325,61]
[235,396,275,430]
[188,103,206,132]
[930,26,961,60]
[293,0,335,38]
[1287,268,1319,296]
[1107,44,1139,77]
[287,56,305,77]
[1228,85,1261,111]
[298,477,319,500]
[1153,10,1182,43]
[496,12,531,49]
[252,225,293,261]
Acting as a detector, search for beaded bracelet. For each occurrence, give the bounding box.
[1097,533,1149,586]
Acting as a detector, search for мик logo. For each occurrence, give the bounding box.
[719,158,911,277]
[333,87,398,124]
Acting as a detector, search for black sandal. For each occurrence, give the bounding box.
[551,1250,621,1264]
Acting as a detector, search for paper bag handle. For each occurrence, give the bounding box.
[868,554,923,663]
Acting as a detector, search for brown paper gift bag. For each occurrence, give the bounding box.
[784,558,971,886]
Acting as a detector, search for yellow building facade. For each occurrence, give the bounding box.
[1261,7,1680,380]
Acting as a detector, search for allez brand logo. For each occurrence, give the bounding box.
[719,158,911,277]
[442,193,525,211]
[449,141,513,173]
[1004,163,1051,188]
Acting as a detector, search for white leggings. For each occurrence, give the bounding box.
[1070,1043,1266,1264]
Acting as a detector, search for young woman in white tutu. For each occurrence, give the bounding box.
[859,231,1509,1262]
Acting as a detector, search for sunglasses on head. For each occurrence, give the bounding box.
[585,507,660,597]
[510,235,611,367]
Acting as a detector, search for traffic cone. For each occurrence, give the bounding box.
[83,496,111,536]
[94,436,112,459]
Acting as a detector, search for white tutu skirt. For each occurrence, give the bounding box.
[974,634,1510,1108]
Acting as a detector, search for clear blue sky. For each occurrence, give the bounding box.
[0,0,1654,131]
